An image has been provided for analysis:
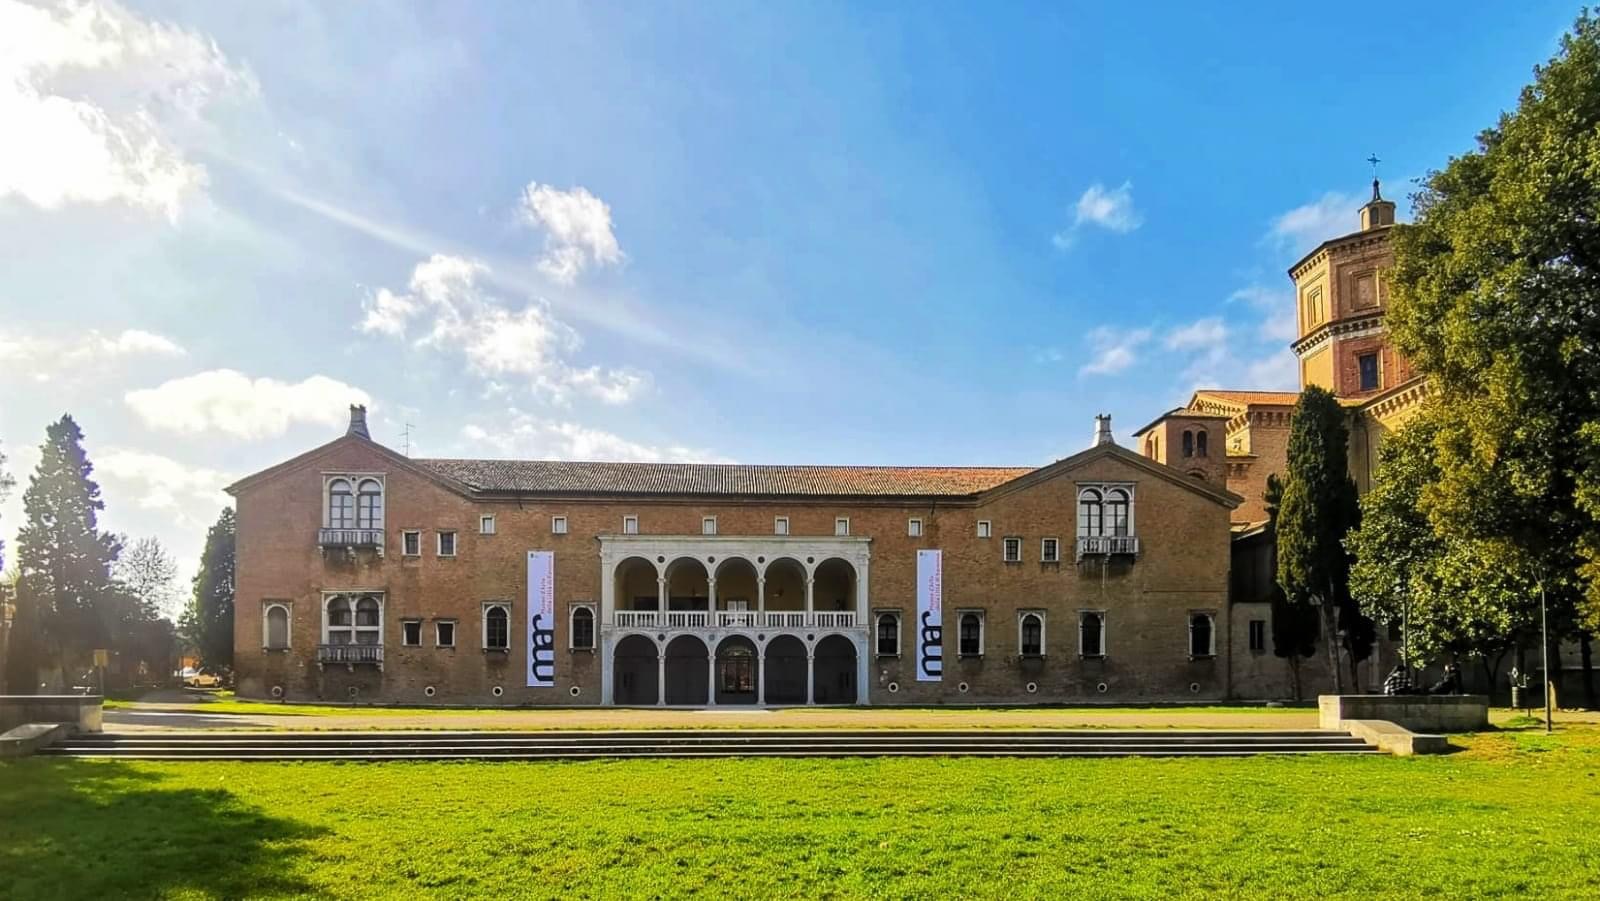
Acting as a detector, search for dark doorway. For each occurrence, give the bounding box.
[613,634,659,705]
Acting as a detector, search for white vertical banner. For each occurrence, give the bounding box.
[916,549,942,682]
[527,551,556,688]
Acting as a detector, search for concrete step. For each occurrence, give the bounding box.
[43,729,1379,760]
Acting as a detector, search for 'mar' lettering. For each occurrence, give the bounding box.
[529,613,556,683]
[919,611,943,677]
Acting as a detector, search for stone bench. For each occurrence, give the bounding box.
[0,695,103,734]
[1319,694,1488,733]
[0,723,74,758]
[1342,718,1449,756]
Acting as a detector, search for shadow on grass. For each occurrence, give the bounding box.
[0,758,326,899]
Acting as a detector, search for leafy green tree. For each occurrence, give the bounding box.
[189,508,236,669]
[116,536,180,623]
[1277,386,1362,692]
[1349,409,1537,687]
[15,416,123,680]
[0,439,13,573]
[1262,474,1317,699]
[1385,12,1600,635]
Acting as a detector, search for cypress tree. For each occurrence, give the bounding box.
[189,508,236,670]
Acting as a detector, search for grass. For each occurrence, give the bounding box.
[5,726,1599,898]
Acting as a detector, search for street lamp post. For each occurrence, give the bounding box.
[1540,583,1552,734]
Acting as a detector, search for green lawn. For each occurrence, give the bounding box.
[5,727,1598,899]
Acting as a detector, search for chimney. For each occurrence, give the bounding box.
[1092,413,1115,447]
[347,404,370,440]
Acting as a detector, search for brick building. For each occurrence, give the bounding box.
[229,409,1259,706]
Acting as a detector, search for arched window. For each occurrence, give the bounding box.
[959,612,983,657]
[1196,430,1208,457]
[1080,612,1104,657]
[1182,430,1194,458]
[1105,488,1130,537]
[1077,488,1103,537]
[354,595,382,645]
[325,595,353,644]
[876,613,899,656]
[327,479,354,529]
[484,604,510,650]
[1189,613,1214,658]
[1020,613,1043,657]
[571,606,595,650]
[265,604,290,649]
[356,478,383,529]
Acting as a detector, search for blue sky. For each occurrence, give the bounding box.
[0,0,1581,591]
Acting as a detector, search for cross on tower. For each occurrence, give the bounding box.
[1366,154,1382,177]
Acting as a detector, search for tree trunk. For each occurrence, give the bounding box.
[1321,601,1343,694]
[1287,656,1303,701]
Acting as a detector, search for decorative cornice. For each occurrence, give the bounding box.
[1292,311,1386,358]
[1360,376,1431,423]
[1288,225,1393,280]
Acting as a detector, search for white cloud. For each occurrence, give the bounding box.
[1245,348,1300,391]
[1078,326,1152,377]
[1267,192,1362,255]
[519,182,624,284]
[460,411,727,463]
[96,447,232,514]
[124,369,371,439]
[0,326,185,381]
[362,253,648,405]
[1165,317,1228,351]
[0,0,257,220]
[1054,181,1141,249]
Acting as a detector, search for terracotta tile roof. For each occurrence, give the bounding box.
[1191,390,1302,407]
[414,459,1038,497]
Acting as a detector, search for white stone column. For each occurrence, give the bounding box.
[657,577,667,614]
[856,634,870,705]
[600,633,613,705]
[706,650,717,707]
[805,577,815,626]
[707,577,718,620]
[657,654,666,706]
[806,652,815,705]
[757,647,767,706]
[757,577,766,625]
[855,559,870,621]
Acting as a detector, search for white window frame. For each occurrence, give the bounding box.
[1078,610,1107,658]
[482,601,512,652]
[702,516,718,536]
[956,609,985,658]
[323,472,386,530]
[437,530,457,557]
[623,515,639,535]
[1078,483,1137,538]
[874,611,901,658]
[1041,537,1060,563]
[551,515,568,535]
[435,619,457,648]
[977,520,992,539]
[834,517,850,536]
[321,591,384,646]
[480,514,496,535]
[570,604,597,650]
[907,517,923,537]
[262,601,292,650]
[1189,611,1217,658]
[400,618,423,647]
[1018,610,1046,658]
[1002,536,1022,563]
[774,516,789,536]
[400,529,421,557]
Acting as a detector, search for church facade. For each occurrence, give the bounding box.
[229,179,1418,706]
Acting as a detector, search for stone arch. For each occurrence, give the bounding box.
[812,558,857,615]
[813,634,857,704]
[612,633,659,705]
[665,557,711,611]
[613,556,660,613]
[664,634,709,705]
[763,557,806,615]
[713,556,759,622]
[763,634,807,705]
[713,635,759,704]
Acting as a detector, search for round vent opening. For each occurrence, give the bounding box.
[269,685,284,699]
[346,686,359,698]
[1189,682,1201,694]
[569,686,582,697]
[1096,682,1109,694]
[1025,681,1038,694]
[491,685,504,698]
[957,681,970,694]
[886,681,900,694]
[423,685,436,698]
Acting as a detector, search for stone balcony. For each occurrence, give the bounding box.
[612,611,857,630]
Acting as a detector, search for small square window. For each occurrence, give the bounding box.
[875,612,900,657]
[1358,352,1380,391]
[401,530,421,556]
[774,516,789,536]
[401,620,422,647]
[1249,619,1267,653]
[479,515,496,535]
[702,516,717,536]
[436,621,456,648]
[834,518,850,536]
[551,515,568,535]
[1041,538,1060,563]
[1189,613,1216,658]
[623,515,638,535]
[908,518,923,538]
[1002,537,1022,563]
[977,520,992,539]
[437,531,457,557]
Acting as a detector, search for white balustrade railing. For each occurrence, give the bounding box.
[614,611,659,628]
[613,610,865,629]
[664,611,709,628]
[1076,535,1140,560]
[813,612,856,628]
[764,612,807,628]
[716,611,759,628]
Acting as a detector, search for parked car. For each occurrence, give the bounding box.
[184,668,224,689]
